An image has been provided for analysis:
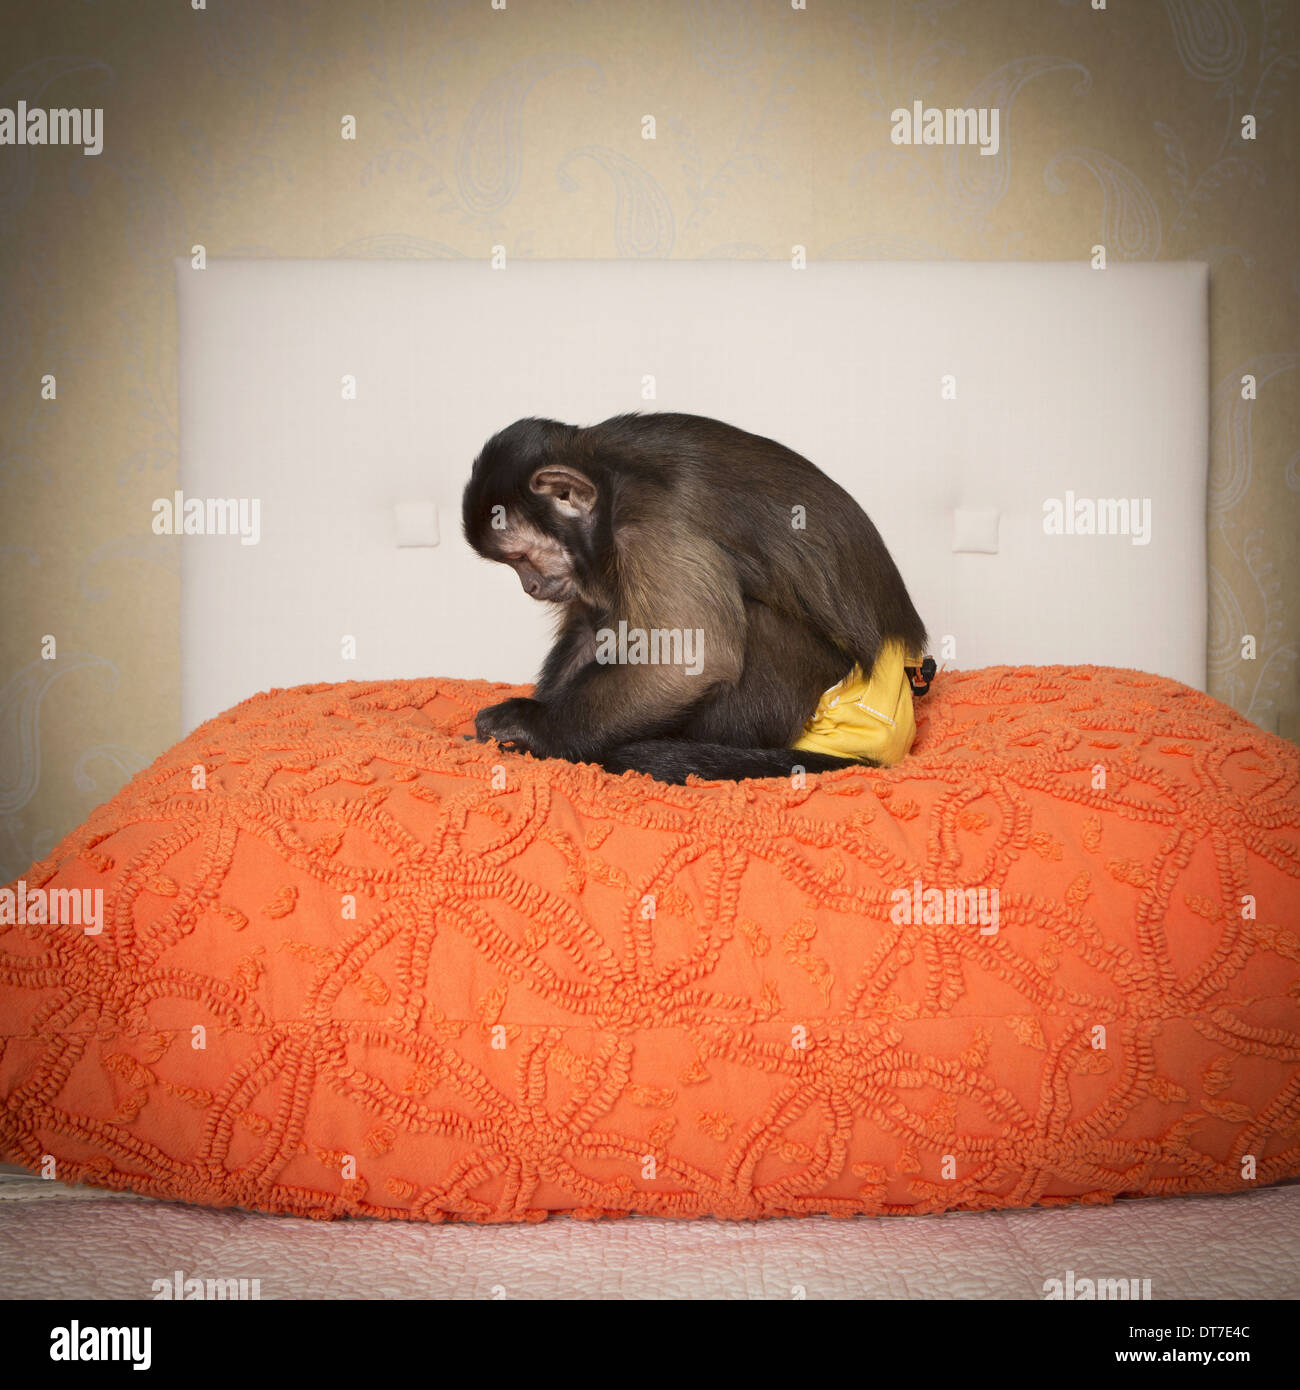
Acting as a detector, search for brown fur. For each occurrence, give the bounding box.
[462,412,927,783]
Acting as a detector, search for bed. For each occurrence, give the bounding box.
[3,259,1298,1298]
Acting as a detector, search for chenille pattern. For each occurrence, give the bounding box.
[2,666,1298,1223]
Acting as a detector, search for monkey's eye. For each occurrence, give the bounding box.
[501,553,524,563]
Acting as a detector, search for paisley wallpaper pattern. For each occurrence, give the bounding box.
[0,0,1296,880]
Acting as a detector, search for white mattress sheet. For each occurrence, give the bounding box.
[178,260,1209,730]
[1,1172,1295,1300]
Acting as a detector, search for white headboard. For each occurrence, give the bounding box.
[176,259,1207,732]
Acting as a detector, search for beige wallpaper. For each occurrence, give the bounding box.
[1,0,1296,879]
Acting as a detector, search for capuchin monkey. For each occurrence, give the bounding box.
[461,412,926,784]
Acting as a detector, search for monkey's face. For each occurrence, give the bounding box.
[488,517,578,603]
[464,425,602,605]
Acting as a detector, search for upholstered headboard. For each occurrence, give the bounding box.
[176,260,1208,732]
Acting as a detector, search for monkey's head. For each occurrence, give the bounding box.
[462,417,603,604]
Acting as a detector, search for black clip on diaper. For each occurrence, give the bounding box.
[906,656,937,697]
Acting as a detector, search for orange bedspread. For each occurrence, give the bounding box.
[2,666,1298,1222]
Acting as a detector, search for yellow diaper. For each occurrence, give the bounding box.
[792,639,918,766]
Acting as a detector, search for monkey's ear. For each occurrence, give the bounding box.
[529,466,597,519]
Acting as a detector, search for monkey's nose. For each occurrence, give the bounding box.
[524,579,540,597]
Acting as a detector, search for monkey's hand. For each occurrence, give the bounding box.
[474,698,548,755]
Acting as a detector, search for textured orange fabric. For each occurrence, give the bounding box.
[1,666,1298,1223]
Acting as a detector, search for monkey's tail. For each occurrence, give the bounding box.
[601,741,870,786]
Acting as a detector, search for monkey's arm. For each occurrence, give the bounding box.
[532,608,597,701]
[476,533,746,762]
[473,609,594,752]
